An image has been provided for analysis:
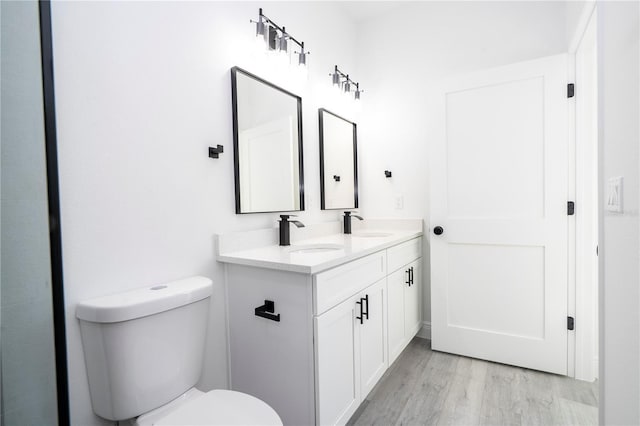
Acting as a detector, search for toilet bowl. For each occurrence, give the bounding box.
[76,276,281,425]
[133,388,282,426]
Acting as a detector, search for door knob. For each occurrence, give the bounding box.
[434,226,444,235]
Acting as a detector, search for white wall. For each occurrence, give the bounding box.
[597,1,640,424]
[50,2,359,424]
[354,1,569,326]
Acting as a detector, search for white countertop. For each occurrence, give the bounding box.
[217,228,423,274]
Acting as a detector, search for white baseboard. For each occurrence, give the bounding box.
[416,321,431,340]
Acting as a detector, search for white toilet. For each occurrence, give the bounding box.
[76,276,282,425]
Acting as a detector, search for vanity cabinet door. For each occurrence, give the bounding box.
[405,259,422,338]
[387,258,423,366]
[314,279,388,425]
[358,278,387,399]
[315,296,360,426]
[387,266,408,365]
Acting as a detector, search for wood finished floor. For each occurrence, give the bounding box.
[348,338,598,426]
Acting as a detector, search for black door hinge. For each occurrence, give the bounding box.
[568,201,575,215]
[567,83,575,98]
[568,316,575,330]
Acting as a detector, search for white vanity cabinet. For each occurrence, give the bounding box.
[223,236,422,426]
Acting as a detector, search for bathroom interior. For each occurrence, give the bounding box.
[1,0,639,425]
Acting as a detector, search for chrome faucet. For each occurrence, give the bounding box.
[279,214,305,246]
[343,211,363,234]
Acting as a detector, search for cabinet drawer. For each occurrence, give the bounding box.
[314,251,386,315]
[387,237,422,273]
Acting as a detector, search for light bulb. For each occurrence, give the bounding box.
[278,35,288,53]
[267,26,277,50]
[256,20,265,38]
[298,64,308,80]
[254,34,267,51]
[354,83,362,100]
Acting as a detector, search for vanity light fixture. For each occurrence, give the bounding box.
[330,65,363,100]
[251,8,310,67]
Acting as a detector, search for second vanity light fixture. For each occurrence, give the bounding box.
[330,65,363,100]
[251,8,309,67]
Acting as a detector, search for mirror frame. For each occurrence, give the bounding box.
[231,66,305,214]
[318,108,359,210]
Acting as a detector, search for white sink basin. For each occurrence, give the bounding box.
[351,232,393,238]
[287,244,344,254]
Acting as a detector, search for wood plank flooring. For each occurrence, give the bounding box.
[348,338,598,426]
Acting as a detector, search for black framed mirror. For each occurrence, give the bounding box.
[319,108,358,210]
[231,67,304,214]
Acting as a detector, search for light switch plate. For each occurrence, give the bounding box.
[395,194,404,210]
[606,176,623,213]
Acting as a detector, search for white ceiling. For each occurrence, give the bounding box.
[333,1,407,23]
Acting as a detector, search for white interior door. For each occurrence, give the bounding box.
[430,54,569,375]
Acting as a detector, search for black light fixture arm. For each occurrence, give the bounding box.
[282,31,305,51]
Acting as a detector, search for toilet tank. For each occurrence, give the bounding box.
[76,276,213,421]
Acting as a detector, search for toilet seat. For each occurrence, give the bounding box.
[135,389,282,426]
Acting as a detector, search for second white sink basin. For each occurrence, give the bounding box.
[351,232,393,238]
[288,244,344,254]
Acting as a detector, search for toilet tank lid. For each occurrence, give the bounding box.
[76,276,213,323]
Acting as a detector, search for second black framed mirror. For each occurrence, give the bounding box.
[318,108,358,210]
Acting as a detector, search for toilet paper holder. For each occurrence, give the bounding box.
[255,300,281,322]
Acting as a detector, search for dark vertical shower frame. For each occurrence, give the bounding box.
[38,1,70,424]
